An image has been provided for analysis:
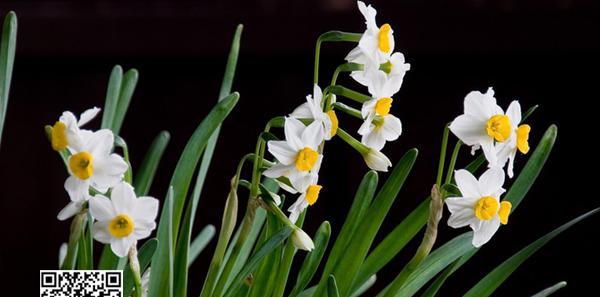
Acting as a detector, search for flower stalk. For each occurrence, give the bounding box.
[128,244,143,297]
[61,210,88,270]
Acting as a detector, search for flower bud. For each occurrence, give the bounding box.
[363,148,392,172]
[292,228,315,251]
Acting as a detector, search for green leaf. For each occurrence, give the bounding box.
[298,286,317,297]
[76,214,93,270]
[418,249,477,297]
[223,226,293,297]
[289,221,332,297]
[271,214,308,297]
[112,68,138,135]
[328,275,340,297]
[134,131,170,196]
[247,210,283,297]
[101,65,123,130]
[124,238,158,297]
[388,232,474,297]
[350,275,377,297]
[530,281,567,297]
[148,187,174,297]
[463,208,599,297]
[260,131,279,142]
[320,149,417,297]
[187,224,216,267]
[311,171,378,297]
[0,11,16,146]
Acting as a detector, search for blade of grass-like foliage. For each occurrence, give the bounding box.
[316,149,417,297]
[317,171,378,294]
[382,232,474,297]
[298,286,317,297]
[76,214,93,270]
[0,11,16,146]
[174,25,242,297]
[198,184,238,297]
[148,187,174,297]
[418,124,559,297]
[134,131,170,196]
[271,212,308,297]
[328,275,340,297]
[111,68,138,135]
[187,224,216,267]
[463,208,599,297]
[530,281,567,297]
[350,275,377,297]
[247,211,283,297]
[223,226,293,297]
[124,238,158,297]
[101,65,123,130]
[289,221,332,297]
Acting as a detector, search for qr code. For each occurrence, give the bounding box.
[40,270,122,297]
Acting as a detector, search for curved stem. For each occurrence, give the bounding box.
[436,124,450,187]
[444,141,462,184]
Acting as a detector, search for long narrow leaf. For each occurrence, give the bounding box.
[289,221,332,297]
[112,68,138,135]
[187,224,216,267]
[463,208,599,297]
[531,281,567,297]
[0,11,16,146]
[101,65,123,130]
[148,187,174,297]
[134,131,170,196]
[124,238,158,297]
[328,275,340,297]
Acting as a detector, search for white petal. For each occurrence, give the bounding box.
[86,129,114,157]
[111,182,137,214]
[288,196,308,224]
[267,141,297,165]
[464,89,498,121]
[133,220,156,240]
[92,221,112,244]
[57,201,83,221]
[89,194,116,221]
[471,217,501,247]
[111,237,134,258]
[454,170,480,198]
[478,168,505,196]
[449,115,486,146]
[290,102,314,119]
[78,107,101,127]
[263,163,293,179]
[480,138,498,166]
[65,176,91,203]
[381,115,402,141]
[275,179,298,194]
[284,117,306,151]
[133,197,159,223]
[357,1,378,31]
[361,129,385,151]
[90,154,128,191]
[447,208,475,229]
[445,196,479,213]
[301,121,325,149]
[505,100,522,127]
[313,84,323,106]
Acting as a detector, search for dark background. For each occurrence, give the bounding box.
[0,0,599,296]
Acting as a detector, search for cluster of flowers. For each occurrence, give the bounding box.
[446,88,532,246]
[51,108,159,257]
[262,1,410,223]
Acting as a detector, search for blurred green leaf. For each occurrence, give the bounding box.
[223,226,293,297]
[319,149,417,297]
[76,214,93,270]
[247,210,283,297]
[124,238,158,297]
[112,68,138,135]
[134,131,170,196]
[289,221,332,297]
[464,208,599,297]
[0,11,16,146]
[187,224,216,267]
[328,275,340,297]
[531,281,567,297]
[101,65,123,130]
[148,187,174,297]
[350,275,377,297]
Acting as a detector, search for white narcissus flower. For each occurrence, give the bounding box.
[263,117,325,192]
[362,148,393,172]
[358,71,402,150]
[287,157,323,223]
[346,1,394,66]
[291,84,339,140]
[445,168,512,247]
[350,52,411,94]
[89,182,159,257]
[496,100,532,178]
[58,129,129,221]
[51,107,101,151]
[291,228,315,251]
[449,88,510,166]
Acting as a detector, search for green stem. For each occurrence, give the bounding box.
[444,141,462,184]
[61,211,87,270]
[128,245,143,297]
[313,31,362,85]
[436,124,450,187]
[337,128,369,155]
[332,102,363,120]
[330,63,364,86]
[326,85,371,104]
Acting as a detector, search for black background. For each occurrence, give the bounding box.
[0,0,599,296]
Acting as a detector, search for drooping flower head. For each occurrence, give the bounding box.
[263,117,325,192]
[58,129,128,221]
[346,1,395,66]
[449,88,510,166]
[291,84,338,140]
[51,107,100,151]
[89,181,159,257]
[286,156,323,223]
[496,100,532,178]
[445,168,512,247]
